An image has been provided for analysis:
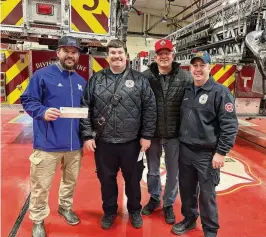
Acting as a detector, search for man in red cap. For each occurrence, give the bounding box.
[142,39,192,224]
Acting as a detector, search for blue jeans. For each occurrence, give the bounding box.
[145,138,179,207]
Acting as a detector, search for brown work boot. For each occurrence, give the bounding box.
[32,221,46,237]
[58,206,80,225]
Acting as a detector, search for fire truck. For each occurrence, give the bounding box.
[132,51,149,72]
[0,0,131,104]
[134,0,266,116]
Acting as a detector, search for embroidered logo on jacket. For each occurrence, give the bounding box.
[199,94,208,104]
[57,83,63,87]
[125,80,135,88]
[78,84,83,91]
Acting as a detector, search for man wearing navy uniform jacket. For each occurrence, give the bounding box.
[172,51,238,237]
[21,36,86,237]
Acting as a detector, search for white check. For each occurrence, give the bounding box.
[60,107,88,118]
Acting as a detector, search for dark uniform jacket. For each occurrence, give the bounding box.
[80,67,157,143]
[179,77,238,155]
[143,62,192,138]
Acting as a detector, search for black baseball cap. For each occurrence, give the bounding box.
[58,36,82,51]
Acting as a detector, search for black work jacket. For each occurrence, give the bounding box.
[143,62,192,138]
[179,77,238,155]
[80,68,157,143]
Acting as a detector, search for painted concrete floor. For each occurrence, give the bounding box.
[2,110,266,237]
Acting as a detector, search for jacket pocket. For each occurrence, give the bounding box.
[45,120,70,149]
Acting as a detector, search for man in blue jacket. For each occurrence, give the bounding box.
[21,36,86,237]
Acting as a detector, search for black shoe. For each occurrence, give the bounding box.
[101,214,117,229]
[58,206,80,225]
[129,212,143,229]
[163,205,176,224]
[141,197,160,215]
[32,221,46,237]
[204,230,218,237]
[172,218,196,235]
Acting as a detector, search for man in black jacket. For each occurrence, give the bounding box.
[171,51,238,237]
[80,39,156,229]
[142,39,192,224]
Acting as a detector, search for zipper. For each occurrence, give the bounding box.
[157,76,167,135]
[114,107,116,138]
[45,122,49,140]
[163,75,172,136]
[186,90,195,135]
[114,77,118,138]
[184,91,193,142]
[112,72,124,139]
[69,72,73,151]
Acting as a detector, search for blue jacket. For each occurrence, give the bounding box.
[21,63,86,152]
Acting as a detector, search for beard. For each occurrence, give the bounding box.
[59,57,78,70]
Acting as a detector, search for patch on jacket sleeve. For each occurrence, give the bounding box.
[225,102,234,112]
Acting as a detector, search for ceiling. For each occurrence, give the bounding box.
[133,0,193,15]
[129,0,225,38]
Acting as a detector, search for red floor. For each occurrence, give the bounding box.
[238,117,266,148]
[1,110,266,237]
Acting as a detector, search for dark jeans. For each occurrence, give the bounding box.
[179,143,220,236]
[95,139,144,215]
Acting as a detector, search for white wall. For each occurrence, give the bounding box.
[126,36,158,60]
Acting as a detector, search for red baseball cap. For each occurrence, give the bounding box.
[155,39,173,53]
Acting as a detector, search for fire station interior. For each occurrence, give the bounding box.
[1,0,266,236]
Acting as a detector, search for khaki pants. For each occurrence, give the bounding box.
[29,149,82,223]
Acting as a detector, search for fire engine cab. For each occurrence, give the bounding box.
[0,0,131,105]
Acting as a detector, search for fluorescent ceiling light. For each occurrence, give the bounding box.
[146,37,154,41]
